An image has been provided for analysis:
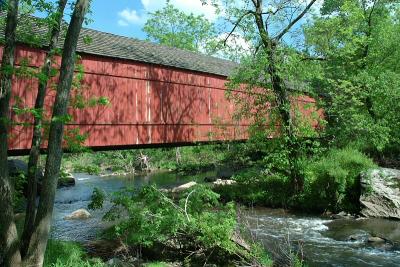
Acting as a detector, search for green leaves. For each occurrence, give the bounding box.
[88,187,106,210]
[304,0,400,154]
[142,3,217,54]
[97,184,254,264]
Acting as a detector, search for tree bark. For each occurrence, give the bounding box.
[252,0,304,192]
[22,1,89,266]
[0,1,21,267]
[20,0,68,258]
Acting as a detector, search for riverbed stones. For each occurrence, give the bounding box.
[64,208,92,220]
[360,168,400,219]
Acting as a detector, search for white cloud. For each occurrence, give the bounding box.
[118,8,144,25]
[117,0,220,27]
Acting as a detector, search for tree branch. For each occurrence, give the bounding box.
[223,10,253,46]
[275,0,317,40]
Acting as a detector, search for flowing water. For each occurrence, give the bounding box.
[244,208,400,267]
[52,172,400,267]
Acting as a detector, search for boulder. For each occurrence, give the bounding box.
[58,172,75,188]
[171,181,197,193]
[368,236,385,243]
[64,209,92,220]
[360,168,400,219]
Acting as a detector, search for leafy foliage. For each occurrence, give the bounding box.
[91,184,271,265]
[44,240,104,267]
[299,147,376,213]
[304,0,400,154]
[143,3,217,54]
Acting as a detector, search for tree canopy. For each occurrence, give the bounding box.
[143,3,217,54]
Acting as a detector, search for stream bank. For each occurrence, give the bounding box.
[51,172,400,266]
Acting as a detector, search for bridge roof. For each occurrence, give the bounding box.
[75,28,238,77]
[0,14,238,77]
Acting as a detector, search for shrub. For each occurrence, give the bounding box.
[91,184,271,266]
[299,147,376,213]
[216,171,293,208]
[44,240,104,267]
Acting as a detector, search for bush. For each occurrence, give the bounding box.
[91,184,271,266]
[299,147,376,213]
[216,171,293,208]
[44,240,104,267]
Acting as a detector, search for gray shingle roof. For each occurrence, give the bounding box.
[76,28,238,77]
[0,13,238,77]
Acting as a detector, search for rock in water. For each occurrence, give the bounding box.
[58,172,76,188]
[171,181,197,193]
[64,209,92,220]
[368,236,385,243]
[360,168,400,219]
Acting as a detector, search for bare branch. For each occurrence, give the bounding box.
[275,0,317,41]
[223,10,253,46]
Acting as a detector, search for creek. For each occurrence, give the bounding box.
[51,172,400,267]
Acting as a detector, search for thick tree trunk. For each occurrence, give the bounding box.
[20,0,68,258]
[22,1,89,266]
[0,1,21,267]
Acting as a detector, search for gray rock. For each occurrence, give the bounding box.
[58,172,75,188]
[360,168,400,219]
[171,181,197,193]
[368,236,385,243]
[64,209,92,220]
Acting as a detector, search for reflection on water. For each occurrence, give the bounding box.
[52,173,400,267]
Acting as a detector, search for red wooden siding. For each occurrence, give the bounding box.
[4,45,321,153]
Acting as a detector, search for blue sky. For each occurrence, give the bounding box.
[81,0,220,40]
[87,0,146,39]
[34,0,319,52]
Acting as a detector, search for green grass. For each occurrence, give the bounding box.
[44,240,104,267]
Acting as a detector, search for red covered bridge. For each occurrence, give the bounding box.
[3,24,320,155]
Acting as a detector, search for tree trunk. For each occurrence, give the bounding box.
[252,2,302,192]
[20,0,68,258]
[0,1,21,267]
[22,1,89,266]
[265,46,302,192]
